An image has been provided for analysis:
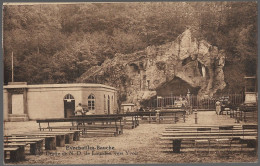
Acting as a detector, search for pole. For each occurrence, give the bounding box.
[156,95,158,109]
[171,92,173,107]
[194,109,198,124]
[11,51,14,82]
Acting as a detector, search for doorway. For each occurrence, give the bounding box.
[11,94,24,115]
[64,94,75,118]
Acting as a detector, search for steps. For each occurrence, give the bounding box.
[8,114,29,122]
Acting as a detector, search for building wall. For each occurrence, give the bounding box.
[3,89,8,121]
[4,84,118,120]
[82,87,117,114]
[27,87,82,119]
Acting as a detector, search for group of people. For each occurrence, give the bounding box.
[74,103,92,116]
[175,96,189,108]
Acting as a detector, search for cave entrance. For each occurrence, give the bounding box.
[141,77,200,109]
[156,77,200,96]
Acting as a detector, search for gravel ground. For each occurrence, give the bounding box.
[3,111,258,164]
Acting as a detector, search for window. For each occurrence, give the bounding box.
[107,95,110,114]
[88,94,95,110]
[64,94,75,102]
[104,95,106,110]
[64,94,74,100]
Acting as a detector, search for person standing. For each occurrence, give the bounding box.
[215,100,221,115]
[75,103,84,116]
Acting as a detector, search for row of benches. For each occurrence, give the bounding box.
[220,105,257,123]
[37,111,187,136]
[126,110,187,124]
[4,130,80,162]
[4,114,143,162]
[160,125,258,154]
[4,110,189,162]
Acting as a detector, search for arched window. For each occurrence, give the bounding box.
[107,95,110,114]
[64,94,75,102]
[111,96,114,107]
[88,94,95,110]
[104,95,106,111]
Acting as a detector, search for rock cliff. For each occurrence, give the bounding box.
[78,29,226,106]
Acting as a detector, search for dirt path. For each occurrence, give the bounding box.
[4,111,258,164]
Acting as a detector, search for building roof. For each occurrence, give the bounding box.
[121,103,135,106]
[3,83,117,90]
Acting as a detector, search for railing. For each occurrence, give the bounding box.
[146,94,244,110]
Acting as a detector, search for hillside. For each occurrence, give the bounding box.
[3,2,257,96]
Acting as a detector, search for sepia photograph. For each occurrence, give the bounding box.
[1,1,258,165]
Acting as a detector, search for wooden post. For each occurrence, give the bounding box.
[119,119,123,134]
[115,120,118,136]
[12,51,14,82]
[208,98,209,110]
[195,109,198,124]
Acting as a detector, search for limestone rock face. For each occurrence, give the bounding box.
[78,29,226,105]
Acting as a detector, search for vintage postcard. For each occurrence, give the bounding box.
[1,1,258,165]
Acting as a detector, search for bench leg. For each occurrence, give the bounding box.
[18,146,25,161]
[30,143,37,155]
[65,134,69,144]
[4,151,7,162]
[172,139,182,153]
[115,127,119,136]
[8,147,25,162]
[68,133,73,144]
[73,131,80,141]
[37,140,44,154]
[10,150,19,162]
[45,137,56,150]
[56,135,65,147]
[120,126,123,134]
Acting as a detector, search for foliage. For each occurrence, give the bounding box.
[3,2,257,94]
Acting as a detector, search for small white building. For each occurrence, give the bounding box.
[3,82,118,121]
[121,103,135,113]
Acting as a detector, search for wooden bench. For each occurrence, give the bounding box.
[9,132,67,147]
[4,137,44,155]
[38,130,81,141]
[4,146,25,162]
[133,111,186,124]
[73,114,138,129]
[231,105,257,123]
[31,131,74,144]
[160,125,257,153]
[194,128,211,153]
[78,125,122,137]
[6,135,56,150]
[240,125,258,153]
[44,124,123,137]
[37,116,123,137]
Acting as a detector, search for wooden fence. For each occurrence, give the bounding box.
[147,94,245,110]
